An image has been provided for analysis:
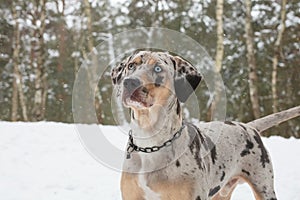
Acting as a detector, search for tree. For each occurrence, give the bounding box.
[215,0,224,73]
[11,0,28,121]
[208,0,224,121]
[11,1,19,121]
[244,0,260,119]
[29,0,48,121]
[271,0,287,113]
[83,0,103,123]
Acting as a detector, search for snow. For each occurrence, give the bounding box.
[0,122,300,200]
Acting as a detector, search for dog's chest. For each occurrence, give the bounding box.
[138,172,195,200]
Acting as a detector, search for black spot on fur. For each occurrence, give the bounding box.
[208,185,221,197]
[246,139,254,149]
[204,135,217,164]
[253,130,270,168]
[242,169,250,176]
[170,58,176,70]
[188,123,217,165]
[240,139,254,157]
[239,123,247,131]
[176,160,181,167]
[188,124,204,170]
[195,196,201,200]
[210,146,217,164]
[224,121,236,125]
[116,73,122,84]
[176,100,181,115]
[155,76,164,87]
[219,164,225,170]
[220,171,225,181]
[128,55,133,61]
[112,78,117,84]
[241,149,250,157]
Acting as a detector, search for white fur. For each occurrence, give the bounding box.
[138,173,161,200]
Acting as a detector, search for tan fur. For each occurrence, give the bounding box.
[121,173,195,200]
[149,179,195,200]
[132,56,143,65]
[212,176,263,200]
[148,86,171,105]
[211,190,234,200]
[239,176,263,200]
[121,172,145,200]
[131,78,172,129]
[147,58,157,65]
[212,178,239,200]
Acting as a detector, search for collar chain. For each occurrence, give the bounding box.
[126,124,186,159]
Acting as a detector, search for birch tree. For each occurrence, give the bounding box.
[215,0,224,73]
[245,0,260,119]
[208,0,224,121]
[31,0,47,121]
[271,0,287,113]
[11,1,28,121]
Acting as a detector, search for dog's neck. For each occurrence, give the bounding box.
[129,97,182,148]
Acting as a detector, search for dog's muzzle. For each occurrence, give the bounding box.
[122,78,151,108]
[123,78,141,94]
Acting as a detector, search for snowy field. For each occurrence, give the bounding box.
[0,122,299,200]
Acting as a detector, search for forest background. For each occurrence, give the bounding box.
[0,0,299,137]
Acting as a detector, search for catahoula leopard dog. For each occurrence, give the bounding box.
[111,50,300,200]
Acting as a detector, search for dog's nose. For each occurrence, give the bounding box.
[123,78,141,93]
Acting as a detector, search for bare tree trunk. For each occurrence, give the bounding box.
[11,1,28,121]
[32,0,47,121]
[55,0,66,121]
[11,70,19,121]
[83,0,102,123]
[11,1,19,121]
[207,0,224,121]
[56,0,65,73]
[272,0,287,113]
[245,0,260,119]
[73,28,83,76]
[83,0,93,55]
[215,0,224,73]
[18,78,29,121]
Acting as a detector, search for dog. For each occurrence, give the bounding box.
[111,50,300,200]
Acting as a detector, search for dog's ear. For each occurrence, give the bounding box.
[171,56,202,103]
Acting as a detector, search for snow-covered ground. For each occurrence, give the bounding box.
[0,122,299,200]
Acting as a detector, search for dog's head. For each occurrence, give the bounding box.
[111,51,202,110]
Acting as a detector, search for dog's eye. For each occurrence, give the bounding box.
[154,65,162,73]
[128,63,135,70]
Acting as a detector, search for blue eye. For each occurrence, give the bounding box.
[154,65,162,73]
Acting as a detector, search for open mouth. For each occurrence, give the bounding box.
[123,87,153,108]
